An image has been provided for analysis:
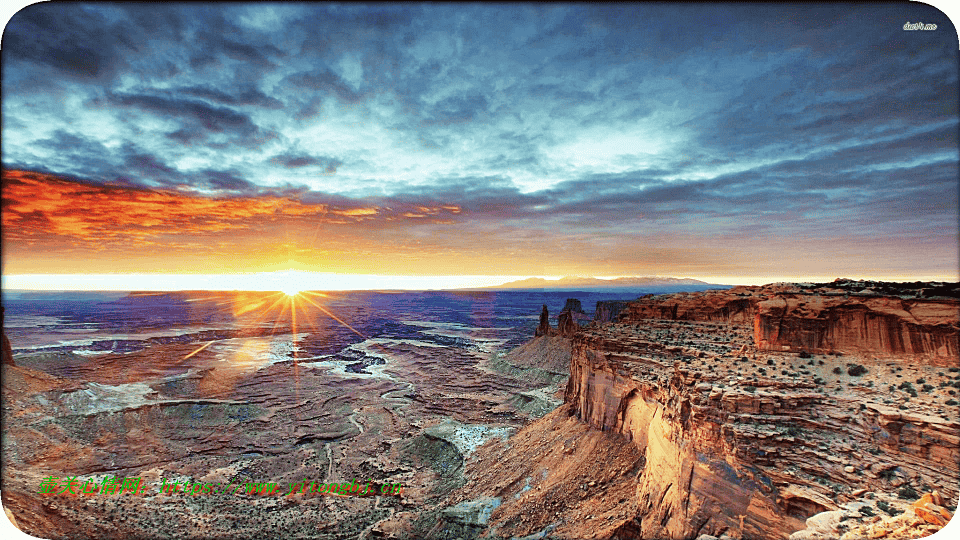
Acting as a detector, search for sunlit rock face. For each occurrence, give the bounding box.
[753,295,959,362]
[559,280,959,540]
[620,280,960,362]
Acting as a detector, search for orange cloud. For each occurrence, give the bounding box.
[1,169,341,247]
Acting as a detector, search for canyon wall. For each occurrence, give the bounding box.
[564,321,960,539]
[753,295,959,363]
[594,300,631,324]
[621,288,759,324]
[618,281,959,363]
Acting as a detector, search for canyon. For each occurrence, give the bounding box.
[3,280,959,539]
[441,280,959,539]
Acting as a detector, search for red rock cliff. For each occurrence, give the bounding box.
[563,319,960,540]
[620,281,959,363]
[754,294,959,363]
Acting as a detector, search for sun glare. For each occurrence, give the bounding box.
[281,287,302,297]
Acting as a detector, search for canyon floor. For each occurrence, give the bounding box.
[1,325,571,539]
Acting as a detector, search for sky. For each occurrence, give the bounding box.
[1,2,958,290]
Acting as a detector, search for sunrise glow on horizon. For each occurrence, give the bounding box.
[4,271,959,293]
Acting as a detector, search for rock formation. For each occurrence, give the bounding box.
[556,310,579,338]
[562,298,585,313]
[754,294,958,363]
[2,332,14,367]
[594,300,631,324]
[621,280,959,362]
[2,308,14,367]
[534,305,551,337]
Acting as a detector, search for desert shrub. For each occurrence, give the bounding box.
[898,486,918,500]
[785,426,802,437]
[859,506,875,517]
[818,360,824,365]
[745,386,756,393]
[898,381,918,397]
[946,399,958,406]
[949,367,959,373]
[766,359,774,366]
[847,364,867,376]
[833,367,842,375]
[798,351,811,358]
[922,384,934,392]
[877,500,902,516]
[917,378,926,384]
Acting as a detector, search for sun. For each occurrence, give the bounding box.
[280,287,302,297]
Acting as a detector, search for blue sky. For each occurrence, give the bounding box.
[2,3,958,288]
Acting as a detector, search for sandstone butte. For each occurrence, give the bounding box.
[2,279,959,540]
[445,279,960,540]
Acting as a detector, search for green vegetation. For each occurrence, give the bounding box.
[897,381,918,397]
[859,506,875,517]
[877,500,902,516]
[847,364,867,376]
[898,486,918,500]
[922,384,934,392]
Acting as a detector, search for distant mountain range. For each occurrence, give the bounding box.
[481,276,728,290]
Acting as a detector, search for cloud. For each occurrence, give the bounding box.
[1,4,956,279]
[269,154,343,173]
[105,92,260,135]
[284,69,364,104]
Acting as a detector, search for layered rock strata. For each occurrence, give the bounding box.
[620,280,959,363]
[563,282,960,539]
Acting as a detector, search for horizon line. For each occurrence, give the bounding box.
[2,272,957,292]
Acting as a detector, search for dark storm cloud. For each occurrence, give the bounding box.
[201,170,255,191]
[105,93,259,135]
[269,154,343,173]
[2,4,132,81]
[178,86,284,109]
